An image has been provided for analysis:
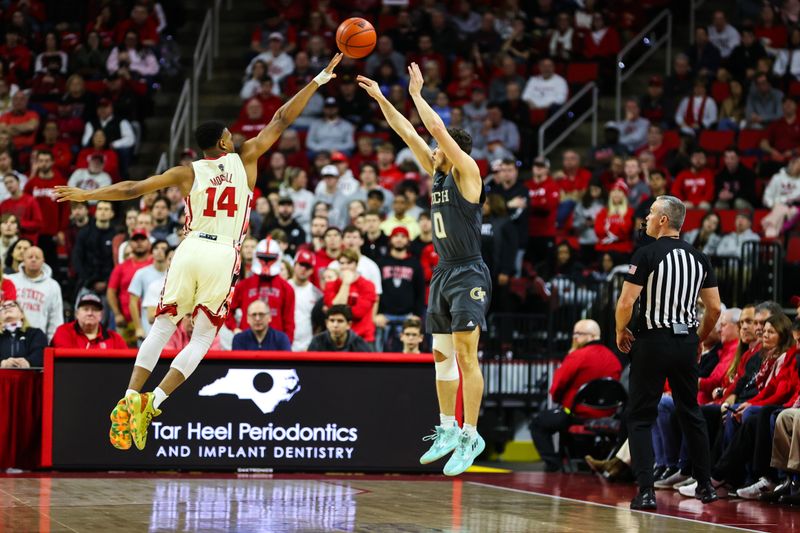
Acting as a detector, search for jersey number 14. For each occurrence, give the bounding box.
[202,186,236,217]
[433,211,447,239]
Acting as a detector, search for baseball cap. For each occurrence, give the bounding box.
[390,226,409,239]
[330,151,348,163]
[320,164,339,177]
[277,196,294,206]
[130,228,149,240]
[791,295,800,308]
[251,237,282,276]
[295,249,316,268]
[611,179,630,194]
[76,293,104,310]
[323,96,338,107]
[533,156,550,168]
[268,32,284,42]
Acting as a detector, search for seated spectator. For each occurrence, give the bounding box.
[594,180,635,257]
[745,73,784,129]
[639,76,672,127]
[717,79,746,131]
[623,157,651,211]
[548,12,578,62]
[0,213,18,265]
[231,300,291,351]
[374,143,405,193]
[0,91,39,151]
[230,98,269,141]
[635,124,671,168]
[71,31,109,81]
[553,150,591,226]
[583,12,621,61]
[675,79,718,135]
[365,35,406,80]
[759,97,800,176]
[671,149,715,209]
[528,319,623,471]
[240,59,268,100]
[33,121,72,177]
[81,99,135,178]
[72,200,116,293]
[50,294,126,349]
[246,32,294,86]
[308,304,372,352]
[68,154,112,201]
[762,157,800,238]
[714,148,757,209]
[0,299,46,368]
[615,100,650,153]
[489,55,526,103]
[3,238,31,275]
[226,238,295,340]
[0,263,15,302]
[716,212,761,258]
[31,57,66,104]
[683,211,722,256]
[8,246,63,340]
[483,102,520,155]
[686,27,721,79]
[0,174,42,243]
[707,10,741,59]
[728,27,766,82]
[115,3,159,47]
[0,79,19,116]
[323,249,377,345]
[76,129,121,182]
[107,229,152,344]
[526,156,560,260]
[165,313,222,351]
[380,194,421,240]
[445,61,484,108]
[288,249,322,352]
[0,29,32,83]
[573,180,606,262]
[665,54,694,106]
[306,98,355,156]
[755,4,787,49]
[25,149,68,268]
[106,31,159,80]
[400,317,424,354]
[522,58,567,112]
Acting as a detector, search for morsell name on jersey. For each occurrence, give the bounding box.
[431,189,450,205]
[209,173,234,186]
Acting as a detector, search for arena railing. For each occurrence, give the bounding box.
[537,82,598,159]
[155,151,168,174]
[615,10,672,121]
[689,0,707,43]
[168,79,192,167]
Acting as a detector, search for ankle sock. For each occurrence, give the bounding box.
[462,423,477,438]
[153,387,168,409]
[125,388,138,397]
[439,414,457,428]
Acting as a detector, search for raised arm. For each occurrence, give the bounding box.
[357,75,434,176]
[407,62,481,202]
[240,54,343,177]
[53,164,195,203]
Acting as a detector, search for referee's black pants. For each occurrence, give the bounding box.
[626,330,712,488]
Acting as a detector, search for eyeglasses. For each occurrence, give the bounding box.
[0,302,17,311]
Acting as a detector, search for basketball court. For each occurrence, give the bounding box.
[1,471,788,532]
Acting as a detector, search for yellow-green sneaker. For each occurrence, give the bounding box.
[126,392,161,450]
[109,398,132,450]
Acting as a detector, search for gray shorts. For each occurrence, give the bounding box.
[426,262,492,334]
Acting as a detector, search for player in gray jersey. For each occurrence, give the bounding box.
[358,63,490,475]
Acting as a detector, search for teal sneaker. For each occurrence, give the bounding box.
[420,425,461,464]
[443,431,485,476]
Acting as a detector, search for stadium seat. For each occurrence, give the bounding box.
[476,159,489,177]
[740,155,758,170]
[683,209,706,232]
[710,80,730,103]
[790,80,800,98]
[529,108,549,126]
[662,129,680,151]
[786,235,800,263]
[718,210,737,233]
[698,130,735,154]
[737,129,767,153]
[566,62,599,85]
[753,209,769,233]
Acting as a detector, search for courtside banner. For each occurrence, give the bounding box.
[43,349,439,472]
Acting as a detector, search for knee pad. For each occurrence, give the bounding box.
[134,316,177,372]
[170,312,217,379]
[432,334,459,381]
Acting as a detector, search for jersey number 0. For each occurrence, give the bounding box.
[433,211,447,239]
[202,186,237,217]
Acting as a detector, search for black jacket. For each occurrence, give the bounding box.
[481,215,518,278]
[0,326,47,367]
[714,164,757,207]
[308,331,372,352]
[72,222,116,288]
[260,218,307,257]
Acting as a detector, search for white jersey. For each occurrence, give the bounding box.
[187,153,252,246]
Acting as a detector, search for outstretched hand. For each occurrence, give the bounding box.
[325,52,343,74]
[357,75,383,100]
[314,53,343,86]
[407,62,424,96]
[53,186,88,203]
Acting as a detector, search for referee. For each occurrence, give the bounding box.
[616,195,721,510]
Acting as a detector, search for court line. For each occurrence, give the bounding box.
[0,486,80,533]
[467,481,765,533]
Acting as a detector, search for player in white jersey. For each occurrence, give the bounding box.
[54,53,343,451]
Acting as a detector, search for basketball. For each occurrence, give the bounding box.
[336,17,376,59]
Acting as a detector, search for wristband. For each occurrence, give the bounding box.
[314,70,334,86]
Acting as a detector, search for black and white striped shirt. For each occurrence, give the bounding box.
[624,237,717,331]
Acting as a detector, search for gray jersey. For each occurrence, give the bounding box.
[430,169,485,265]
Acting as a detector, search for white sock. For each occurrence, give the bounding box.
[439,414,457,428]
[125,388,138,397]
[153,387,168,409]
[462,423,478,438]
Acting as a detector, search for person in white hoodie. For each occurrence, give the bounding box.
[716,213,761,258]
[762,157,800,237]
[7,246,63,340]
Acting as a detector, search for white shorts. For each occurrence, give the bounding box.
[155,236,239,328]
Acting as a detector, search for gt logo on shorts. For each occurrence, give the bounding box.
[470,287,486,302]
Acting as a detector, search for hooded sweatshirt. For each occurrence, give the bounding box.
[763,167,800,208]
[7,262,63,340]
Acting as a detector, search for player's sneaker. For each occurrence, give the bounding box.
[443,431,485,476]
[127,392,161,450]
[419,425,461,464]
[108,398,132,450]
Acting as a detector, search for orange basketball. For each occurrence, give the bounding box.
[336,17,376,59]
